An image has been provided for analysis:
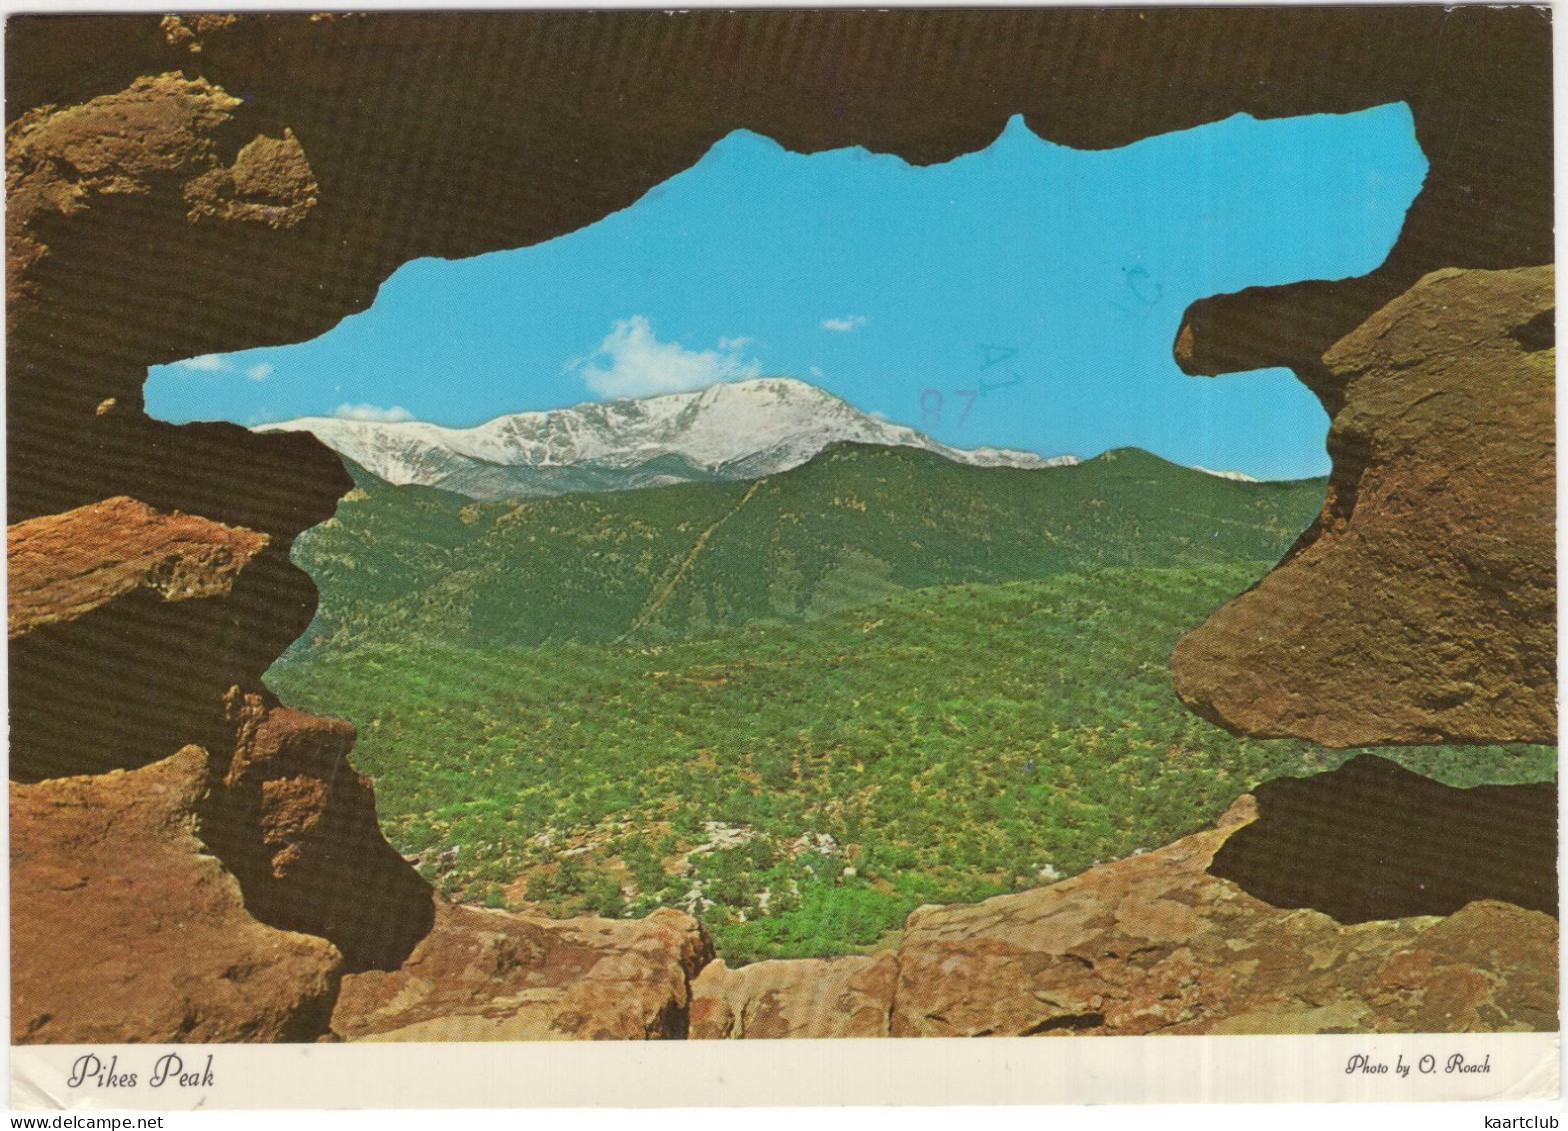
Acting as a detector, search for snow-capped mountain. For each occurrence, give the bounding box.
[260,377,1077,501]
[1190,466,1260,484]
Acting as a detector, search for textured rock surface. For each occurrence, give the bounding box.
[8,498,317,781]
[893,797,1556,1036]
[693,798,1557,1039]
[11,747,343,1044]
[5,62,350,533]
[332,904,713,1042]
[8,495,268,636]
[200,689,435,973]
[9,493,436,1010]
[1174,267,1555,745]
[690,953,899,1039]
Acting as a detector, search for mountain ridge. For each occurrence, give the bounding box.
[261,377,1077,501]
[282,439,1327,658]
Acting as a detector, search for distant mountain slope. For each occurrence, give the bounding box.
[261,378,1072,501]
[283,443,1326,657]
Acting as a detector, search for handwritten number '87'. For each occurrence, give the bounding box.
[921,389,977,426]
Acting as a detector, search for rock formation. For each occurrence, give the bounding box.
[9,735,713,1045]
[11,748,343,1044]
[9,497,316,781]
[7,495,435,1037]
[199,689,436,974]
[690,953,900,1040]
[1173,267,1555,745]
[332,905,712,1042]
[692,795,1558,1039]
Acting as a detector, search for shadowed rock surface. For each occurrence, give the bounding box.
[1208,756,1557,923]
[199,688,435,973]
[331,904,713,1042]
[11,748,343,1044]
[8,497,316,781]
[1173,266,1556,745]
[693,798,1558,1039]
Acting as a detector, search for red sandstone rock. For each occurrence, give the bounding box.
[8,498,319,781]
[11,688,438,1038]
[690,953,898,1038]
[200,690,436,973]
[11,747,343,1044]
[1173,266,1555,746]
[331,904,712,1041]
[9,495,432,971]
[8,496,268,637]
[1359,902,1559,1033]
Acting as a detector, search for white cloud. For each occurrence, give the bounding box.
[809,366,825,379]
[570,316,762,398]
[719,336,752,350]
[821,315,868,332]
[335,403,415,423]
[173,354,274,380]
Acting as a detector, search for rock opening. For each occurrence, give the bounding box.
[1208,755,1557,923]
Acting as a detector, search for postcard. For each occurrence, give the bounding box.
[6,4,1558,1111]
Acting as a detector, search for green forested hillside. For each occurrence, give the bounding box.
[268,564,1554,963]
[287,444,1327,655]
[267,448,1554,962]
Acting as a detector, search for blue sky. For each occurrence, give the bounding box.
[147,104,1426,480]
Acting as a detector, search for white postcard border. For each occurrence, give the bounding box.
[9,1033,1559,1111]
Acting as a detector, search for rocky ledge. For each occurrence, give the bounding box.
[692,786,1557,1039]
[332,904,712,1042]
[11,748,343,1044]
